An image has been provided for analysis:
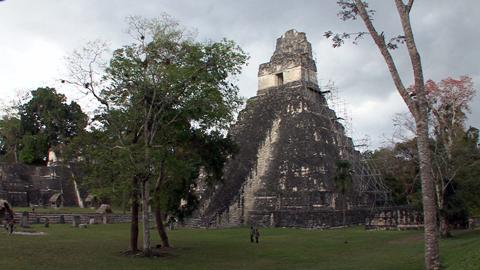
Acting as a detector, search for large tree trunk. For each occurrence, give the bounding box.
[153,159,170,248]
[416,119,441,269]
[141,177,151,256]
[352,1,442,268]
[14,144,18,163]
[122,188,128,214]
[130,177,140,252]
[436,183,451,238]
[154,206,170,248]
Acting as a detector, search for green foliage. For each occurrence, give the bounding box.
[153,130,238,219]
[18,133,49,164]
[0,115,22,162]
[334,160,353,195]
[1,87,90,165]
[19,87,87,142]
[62,127,136,206]
[452,128,480,216]
[372,127,480,220]
[368,139,421,206]
[67,16,247,218]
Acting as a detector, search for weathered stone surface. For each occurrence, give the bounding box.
[190,30,389,228]
[72,215,81,227]
[258,29,318,93]
[20,211,30,228]
[365,206,423,230]
[96,204,112,214]
[0,163,83,207]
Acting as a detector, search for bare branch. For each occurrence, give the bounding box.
[407,0,415,13]
[353,0,417,117]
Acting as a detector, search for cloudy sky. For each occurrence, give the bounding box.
[1,0,479,149]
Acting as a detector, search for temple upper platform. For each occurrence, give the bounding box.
[257,29,318,95]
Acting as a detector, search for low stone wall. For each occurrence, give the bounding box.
[194,207,372,229]
[187,206,424,230]
[13,212,132,224]
[365,206,423,230]
[270,208,370,228]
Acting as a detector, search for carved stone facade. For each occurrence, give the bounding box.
[190,30,389,228]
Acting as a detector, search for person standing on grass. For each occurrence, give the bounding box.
[249,226,255,243]
[3,202,15,235]
[254,227,260,244]
[167,216,176,230]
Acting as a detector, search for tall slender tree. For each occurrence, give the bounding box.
[327,1,440,268]
[334,160,354,227]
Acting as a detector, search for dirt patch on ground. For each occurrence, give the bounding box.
[120,247,177,258]
[388,234,423,244]
[12,231,47,236]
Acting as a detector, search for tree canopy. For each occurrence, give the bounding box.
[0,87,88,165]
[64,15,248,254]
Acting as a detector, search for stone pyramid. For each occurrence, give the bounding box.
[193,30,385,228]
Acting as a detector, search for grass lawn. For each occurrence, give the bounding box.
[0,224,479,270]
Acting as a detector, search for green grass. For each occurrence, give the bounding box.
[0,224,479,270]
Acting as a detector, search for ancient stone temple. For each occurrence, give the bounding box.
[190,30,389,228]
[0,163,82,207]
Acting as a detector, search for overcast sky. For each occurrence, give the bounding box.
[1,0,479,149]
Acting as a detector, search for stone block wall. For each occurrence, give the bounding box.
[365,206,423,230]
[13,212,132,224]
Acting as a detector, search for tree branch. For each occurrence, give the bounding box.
[407,0,415,14]
[353,0,418,118]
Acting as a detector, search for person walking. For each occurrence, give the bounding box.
[3,202,15,235]
[249,226,255,243]
[254,227,260,244]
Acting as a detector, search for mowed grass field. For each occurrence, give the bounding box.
[1,224,479,270]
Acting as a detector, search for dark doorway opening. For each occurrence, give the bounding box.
[276,73,284,86]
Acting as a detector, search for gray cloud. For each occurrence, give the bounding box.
[0,0,478,148]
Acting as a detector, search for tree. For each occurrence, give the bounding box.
[62,121,143,252]
[369,140,421,206]
[17,87,88,165]
[0,91,28,163]
[334,160,354,227]
[390,76,476,237]
[0,115,22,163]
[0,87,87,165]
[426,76,475,160]
[426,76,475,237]
[65,15,247,255]
[149,129,237,248]
[454,127,480,217]
[327,1,440,268]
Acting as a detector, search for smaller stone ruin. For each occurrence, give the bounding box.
[49,193,64,208]
[84,195,100,209]
[96,204,112,214]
